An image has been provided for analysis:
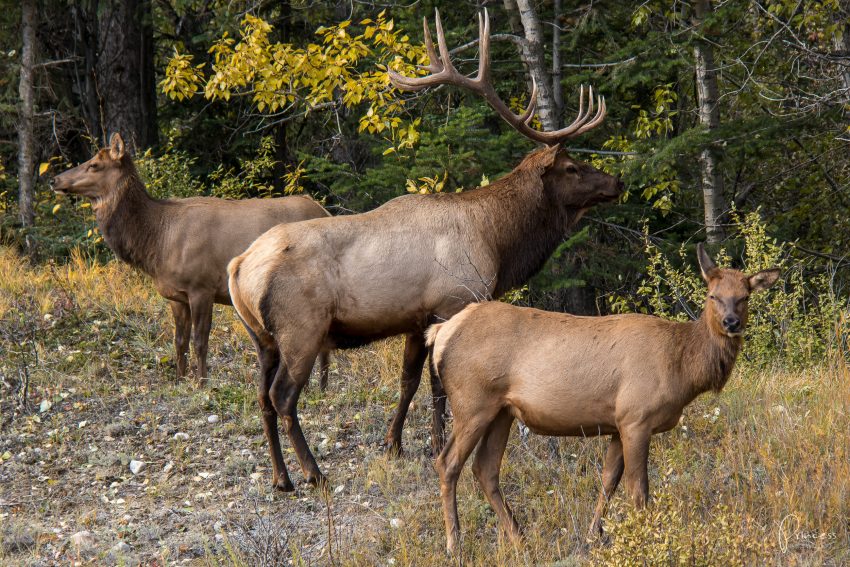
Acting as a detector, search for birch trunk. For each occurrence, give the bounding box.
[513,0,558,131]
[552,0,563,123]
[693,0,726,243]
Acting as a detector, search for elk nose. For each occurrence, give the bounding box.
[722,316,741,332]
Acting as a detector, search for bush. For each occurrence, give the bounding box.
[610,210,848,367]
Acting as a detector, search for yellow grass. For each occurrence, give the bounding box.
[1,246,848,566]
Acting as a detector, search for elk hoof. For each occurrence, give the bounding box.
[384,439,404,458]
[273,478,295,492]
[305,472,328,490]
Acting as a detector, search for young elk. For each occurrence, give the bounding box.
[227,8,622,491]
[425,244,780,554]
[51,133,331,385]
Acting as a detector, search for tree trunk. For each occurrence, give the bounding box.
[551,0,564,123]
[95,0,157,151]
[512,0,558,131]
[692,0,726,244]
[17,0,36,240]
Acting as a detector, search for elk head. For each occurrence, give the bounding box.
[542,149,623,209]
[388,9,622,210]
[697,243,780,338]
[51,133,127,200]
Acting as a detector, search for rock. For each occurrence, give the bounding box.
[129,460,145,475]
[173,432,190,441]
[39,399,52,413]
[207,414,220,424]
[69,530,97,552]
[162,461,174,473]
[389,518,405,529]
[104,421,132,438]
[110,541,131,554]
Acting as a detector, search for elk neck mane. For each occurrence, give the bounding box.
[675,313,743,397]
[451,148,576,297]
[95,158,163,276]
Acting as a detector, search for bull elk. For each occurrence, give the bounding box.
[424,244,780,554]
[50,133,331,385]
[227,8,622,491]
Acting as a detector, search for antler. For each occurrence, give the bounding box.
[388,9,606,146]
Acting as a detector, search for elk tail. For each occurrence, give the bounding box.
[424,323,444,348]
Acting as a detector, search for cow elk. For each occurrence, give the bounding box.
[424,244,780,554]
[51,133,331,385]
[227,8,623,491]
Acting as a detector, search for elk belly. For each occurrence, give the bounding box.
[504,367,618,437]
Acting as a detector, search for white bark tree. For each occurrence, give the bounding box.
[692,0,726,244]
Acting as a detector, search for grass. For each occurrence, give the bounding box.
[0,246,848,566]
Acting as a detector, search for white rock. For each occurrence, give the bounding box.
[129,460,145,475]
[69,530,96,551]
[207,415,220,424]
[249,472,263,482]
[173,432,190,441]
[39,400,52,413]
[334,485,344,494]
[389,518,404,529]
[162,461,174,474]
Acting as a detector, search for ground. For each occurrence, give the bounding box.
[1,248,848,566]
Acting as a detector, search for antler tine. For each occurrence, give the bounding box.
[433,9,456,74]
[519,77,538,125]
[560,85,590,134]
[476,9,491,83]
[574,95,607,136]
[422,15,442,73]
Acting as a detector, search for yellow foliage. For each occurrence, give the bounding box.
[161,11,427,153]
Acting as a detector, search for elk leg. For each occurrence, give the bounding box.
[188,293,214,384]
[318,350,330,391]
[588,434,624,539]
[429,361,448,455]
[435,409,498,555]
[256,340,293,491]
[621,426,651,509]
[385,333,427,455]
[271,344,325,487]
[471,408,521,543]
[169,300,191,378]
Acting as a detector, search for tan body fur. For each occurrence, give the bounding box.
[228,146,623,490]
[425,245,780,554]
[51,134,330,383]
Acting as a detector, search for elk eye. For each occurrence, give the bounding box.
[709,294,717,301]
[564,164,579,174]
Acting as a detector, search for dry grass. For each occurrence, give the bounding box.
[0,247,848,566]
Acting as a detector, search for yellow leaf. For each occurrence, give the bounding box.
[52,204,61,214]
[39,162,49,176]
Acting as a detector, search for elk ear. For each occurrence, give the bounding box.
[697,243,719,282]
[748,268,780,292]
[537,145,561,172]
[109,133,125,160]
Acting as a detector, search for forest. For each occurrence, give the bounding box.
[0,0,848,565]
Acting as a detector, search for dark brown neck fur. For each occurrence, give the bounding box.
[677,314,742,400]
[94,161,163,276]
[450,151,577,297]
